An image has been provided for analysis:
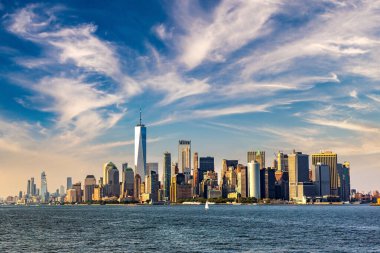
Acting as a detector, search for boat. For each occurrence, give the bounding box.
[205,201,209,210]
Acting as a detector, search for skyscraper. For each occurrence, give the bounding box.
[135,109,147,179]
[67,177,72,190]
[40,171,48,203]
[247,161,260,199]
[247,150,266,169]
[289,150,310,201]
[163,152,171,200]
[84,175,96,202]
[121,163,134,198]
[311,151,338,195]
[146,162,158,175]
[178,140,191,173]
[313,163,330,197]
[27,180,31,196]
[193,152,199,196]
[30,177,35,196]
[72,182,82,203]
[277,152,288,172]
[134,174,141,201]
[337,162,351,201]
[236,165,247,198]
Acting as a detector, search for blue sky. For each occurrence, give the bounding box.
[1,0,380,197]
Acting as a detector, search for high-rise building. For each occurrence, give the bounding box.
[289,150,310,201]
[59,185,65,196]
[65,189,77,203]
[313,163,330,197]
[178,140,191,173]
[221,159,238,181]
[260,168,276,199]
[247,161,260,199]
[40,171,48,203]
[170,173,192,203]
[146,162,158,175]
[247,151,266,169]
[337,162,351,201]
[277,152,288,172]
[193,152,199,196]
[67,177,72,190]
[236,165,247,198]
[163,152,171,200]
[135,109,147,179]
[72,183,82,203]
[30,177,35,196]
[134,174,141,201]
[27,180,31,196]
[199,171,218,199]
[311,151,338,195]
[145,171,159,203]
[83,175,96,202]
[121,164,134,198]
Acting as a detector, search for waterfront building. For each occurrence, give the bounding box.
[103,162,120,197]
[72,183,82,203]
[275,171,289,200]
[135,109,147,178]
[59,185,65,196]
[193,152,199,196]
[313,163,330,197]
[236,165,247,198]
[145,171,159,203]
[170,173,192,203]
[277,152,289,172]
[289,150,310,202]
[40,171,48,203]
[311,151,338,195]
[247,150,266,169]
[121,164,134,198]
[134,174,141,201]
[198,156,215,187]
[260,168,276,199]
[30,177,36,196]
[92,186,102,201]
[337,162,351,201]
[178,140,191,173]
[163,152,171,200]
[171,162,179,177]
[27,180,31,196]
[199,171,219,199]
[67,177,72,190]
[84,175,96,202]
[247,161,260,199]
[65,189,77,203]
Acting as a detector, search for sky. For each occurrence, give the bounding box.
[0,0,380,197]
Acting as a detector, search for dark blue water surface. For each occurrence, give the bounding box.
[0,205,379,252]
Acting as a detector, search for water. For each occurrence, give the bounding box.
[0,205,379,252]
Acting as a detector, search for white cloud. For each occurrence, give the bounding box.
[306,118,380,133]
[175,0,281,69]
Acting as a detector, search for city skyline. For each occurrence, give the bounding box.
[1,1,380,197]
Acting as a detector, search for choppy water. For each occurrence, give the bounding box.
[0,205,379,252]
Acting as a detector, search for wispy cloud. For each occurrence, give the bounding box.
[306,118,380,133]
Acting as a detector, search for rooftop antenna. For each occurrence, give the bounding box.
[139,107,142,125]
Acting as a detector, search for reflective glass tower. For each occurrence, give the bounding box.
[135,109,147,179]
[40,171,48,203]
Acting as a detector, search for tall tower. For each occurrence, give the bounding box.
[135,109,147,179]
[247,161,260,199]
[178,140,191,173]
[288,150,309,201]
[247,150,266,169]
[193,152,199,196]
[163,152,171,200]
[40,172,48,203]
[311,151,338,196]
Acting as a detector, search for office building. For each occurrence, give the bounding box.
[40,171,48,203]
[313,163,330,197]
[236,165,247,198]
[65,189,77,203]
[135,109,147,178]
[84,175,96,202]
[312,151,338,195]
[178,140,191,173]
[199,171,218,199]
[247,150,266,169]
[170,173,192,203]
[134,174,141,201]
[289,150,310,202]
[163,152,171,200]
[260,167,276,199]
[72,183,82,203]
[337,162,351,201]
[103,162,120,197]
[27,180,31,196]
[277,152,288,172]
[193,152,199,196]
[145,171,159,203]
[247,161,260,199]
[121,164,134,198]
[67,177,72,190]
[146,162,158,175]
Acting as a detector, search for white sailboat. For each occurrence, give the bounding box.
[205,201,209,210]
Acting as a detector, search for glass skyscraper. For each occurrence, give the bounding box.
[135,109,147,179]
